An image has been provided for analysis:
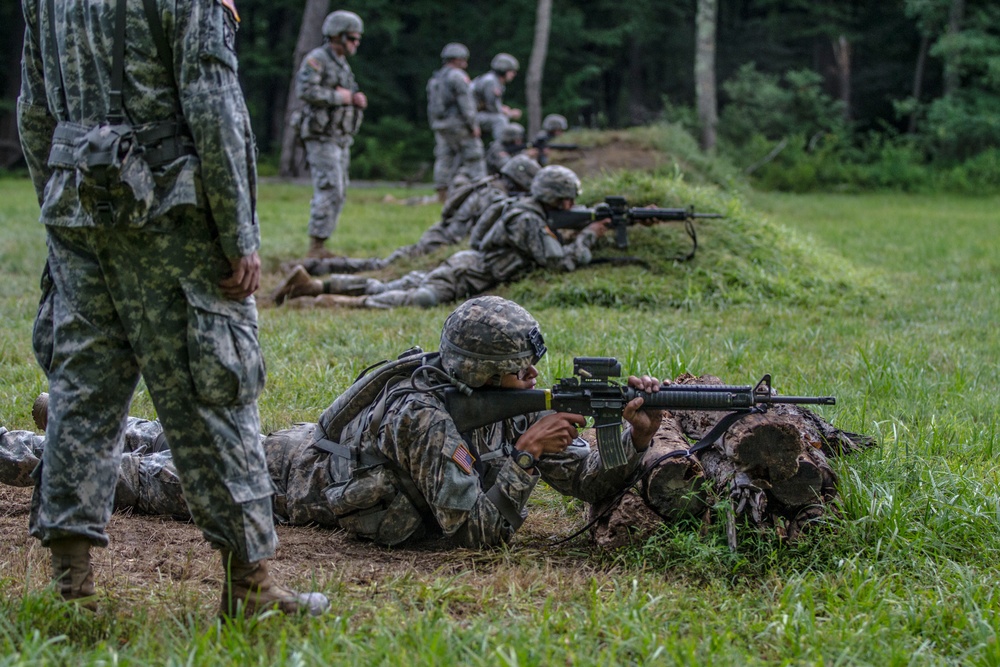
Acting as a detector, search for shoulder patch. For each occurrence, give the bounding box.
[305,56,322,71]
[451,442,475,475]
[218,0,240,22]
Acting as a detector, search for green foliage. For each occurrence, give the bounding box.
[350,116,434,181]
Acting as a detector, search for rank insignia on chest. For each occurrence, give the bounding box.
[452,442,475,475]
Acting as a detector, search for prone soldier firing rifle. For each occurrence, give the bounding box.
[547,196,725,260]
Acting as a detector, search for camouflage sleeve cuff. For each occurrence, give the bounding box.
[494,457,539,513]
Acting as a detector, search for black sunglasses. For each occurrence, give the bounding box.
[344,34,362,43]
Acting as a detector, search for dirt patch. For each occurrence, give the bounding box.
[0,481,604,611]
[553,132,667,180]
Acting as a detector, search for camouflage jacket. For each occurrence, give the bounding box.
[427,66,477,132]
[327,364,643,547]
[478,197,599,281]
[471,71,505,114]
[295,44,363,140]
[17,0,260,259]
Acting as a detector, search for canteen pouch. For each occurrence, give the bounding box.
[74,123,155,227]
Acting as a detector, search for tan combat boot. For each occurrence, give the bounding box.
[219,551,329,617]
[271,265,325,306]
[50,537,97,611]
[306,236,338,259]
[32,392,49,431]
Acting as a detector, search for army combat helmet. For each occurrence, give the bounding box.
[530,165,581,206]
[500,153,540,191]
[542,114,569,133]
[441,43,470,61]
[499,123,525,144]
[323,10,364,37]
[440,296,547,388]
[491,53,520,73]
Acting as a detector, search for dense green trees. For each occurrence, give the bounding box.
[2,0,998,189]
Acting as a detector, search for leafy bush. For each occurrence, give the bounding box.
[350,115,435,182]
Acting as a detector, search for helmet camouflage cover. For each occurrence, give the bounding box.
[500,153,540,191]
[499,122,525,143]
[542,114,568,133]
[440,42,470,61]
[440,296,547,388]
[490,53,520,73]
[323,10,364,37]
[530,165,581,206]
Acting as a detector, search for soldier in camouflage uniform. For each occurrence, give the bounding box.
[275,154,540,281]
[17,0,326,616]
[271,165,609,310]
[1,297,664,548]
[427,43,486,202]
[485,123,531,176]
[295,10,367,259]
[472,53,522,140]
[532,113,569,167]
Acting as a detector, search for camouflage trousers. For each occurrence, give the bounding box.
[433,128,485,192]
[476,112,509,142]
[305,137,352,240]
[320,249,498,308]
[32,217,277,562]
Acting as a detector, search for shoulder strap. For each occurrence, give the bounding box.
[107,0,128,122]
[44,0,68,116]
[140,0,176,90]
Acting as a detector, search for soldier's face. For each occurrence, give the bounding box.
[498,365,538,390]
[504,70,517,84]
[342,32,361,56]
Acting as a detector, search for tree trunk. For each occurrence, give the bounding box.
[278,0,329,178]
[909,33,931,134]
[943,0,965,96]
[0,8,26,168]
[831,35,852,123]
[525,0,553,138]
[694,0,718,152]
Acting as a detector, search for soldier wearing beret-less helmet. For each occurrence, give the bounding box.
[472,53,523,140]
[270,165,611,310]
[427,43,487,202]
[295,10,368,259]
[2,298,663,548]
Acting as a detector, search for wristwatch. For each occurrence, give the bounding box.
[512,449,536,471]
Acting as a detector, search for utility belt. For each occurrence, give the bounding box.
[47,119,197,226]
[47,119,196,170]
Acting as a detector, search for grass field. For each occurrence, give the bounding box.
[1,173,999,665]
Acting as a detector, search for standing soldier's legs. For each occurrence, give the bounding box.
[433,131,459,195]
[305,139,349,255]
[458,136,486,184]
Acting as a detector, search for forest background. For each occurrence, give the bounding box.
[1,0,999,194]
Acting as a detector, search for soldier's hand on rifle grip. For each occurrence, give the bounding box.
[516,412,587,461]
[623,375,664,451]
[586,219,611,238]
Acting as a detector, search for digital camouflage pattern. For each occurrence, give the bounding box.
[296,43,363,240]
[301,186,599,309]
[2,363,645,548]
[439,296,542,388]
[472,70,510,139]
[427,65,485,191]
[485,134,525,175]
[18,0,276,562]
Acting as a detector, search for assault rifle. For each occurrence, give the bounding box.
[547,195,725,260]
[444,357,835,470]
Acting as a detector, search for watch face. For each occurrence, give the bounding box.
[514,450,535,469]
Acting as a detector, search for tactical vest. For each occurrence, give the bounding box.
[44,0,196,226]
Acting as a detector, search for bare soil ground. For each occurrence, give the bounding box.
[552,132,667,179]
[0,479,605,611]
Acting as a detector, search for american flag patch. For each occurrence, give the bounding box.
[451,443,475,475]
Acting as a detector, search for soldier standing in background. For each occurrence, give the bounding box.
[473,53,522,140]
[295,10,367,259]
[17,0,327,616]
[427,43,486,202]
